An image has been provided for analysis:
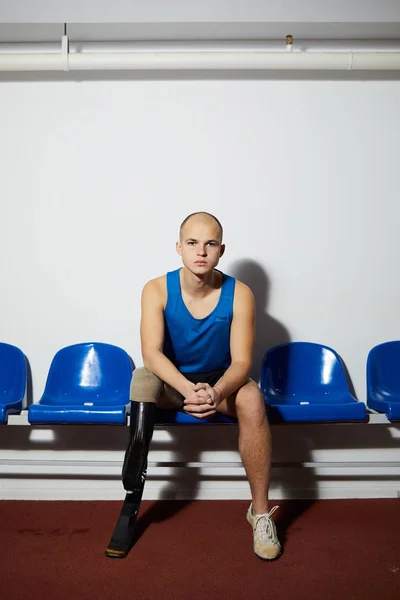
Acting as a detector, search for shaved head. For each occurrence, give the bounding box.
[180,212,223,242]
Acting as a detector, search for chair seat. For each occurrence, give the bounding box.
[367,341,400,422]
[155,409,237,425]
[368,396,400,422]
[261,342,365,423]
[267,392,357,405]
[35,392,129,406]
[386,403,400,421]
[265,400,367,423]
[0,342,27,423]
[27,342,133,425]
[28,402,128,424]
[0,400,24,423]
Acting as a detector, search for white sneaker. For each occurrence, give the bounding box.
[246,504,281,561]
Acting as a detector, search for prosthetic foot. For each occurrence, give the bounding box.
[105,401,155,558]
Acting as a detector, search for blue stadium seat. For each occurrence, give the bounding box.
[28,342,133,424]
[367,341,400,422]
[0,342,26,423]
[155,409,236,425]
[260,342,367,423]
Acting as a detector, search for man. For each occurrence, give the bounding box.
[106,212,281,561]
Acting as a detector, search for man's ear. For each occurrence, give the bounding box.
[219,244,226,258]
[176,241,182,256]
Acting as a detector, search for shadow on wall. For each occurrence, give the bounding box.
[226,260,314,520]
[228,259,291,382]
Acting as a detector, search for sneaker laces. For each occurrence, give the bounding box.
[254,505,279,542]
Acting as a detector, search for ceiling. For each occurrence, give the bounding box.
[0,1,399,43]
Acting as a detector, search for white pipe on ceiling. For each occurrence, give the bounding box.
[0,42,400,72]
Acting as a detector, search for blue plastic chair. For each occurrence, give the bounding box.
[0,342,26,423]
[28,342,133,425]
[367,341,400,422]
[155,409,236,425]
[260,342,367,423]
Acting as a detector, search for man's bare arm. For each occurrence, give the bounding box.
[140,279,194,398]
[213,281,255,400]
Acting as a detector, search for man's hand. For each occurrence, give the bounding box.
[183,382,221,419]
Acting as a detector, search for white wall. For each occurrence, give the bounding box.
[1,78,400,403]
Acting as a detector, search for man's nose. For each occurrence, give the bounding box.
[197,246,207,256]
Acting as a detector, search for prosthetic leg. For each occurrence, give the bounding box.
[105,400,156,558]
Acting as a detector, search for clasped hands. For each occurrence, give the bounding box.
[183,382,222,419]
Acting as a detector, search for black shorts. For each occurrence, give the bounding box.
[182,369,227,388]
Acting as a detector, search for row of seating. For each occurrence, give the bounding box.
[0,340,399,425]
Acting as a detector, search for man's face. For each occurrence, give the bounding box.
[177,218,225,275]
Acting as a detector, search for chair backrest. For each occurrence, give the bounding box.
[0,342,26,402]
[43,342,132,402]
[261,342,348,400]
[367,341,400,394]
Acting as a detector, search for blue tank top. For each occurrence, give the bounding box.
[163,268,236,373]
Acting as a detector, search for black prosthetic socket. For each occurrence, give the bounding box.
[105,401,156,558]
[122,401,156,491]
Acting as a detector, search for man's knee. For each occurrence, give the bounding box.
[130,367,163,403]
[236,382,267,424]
